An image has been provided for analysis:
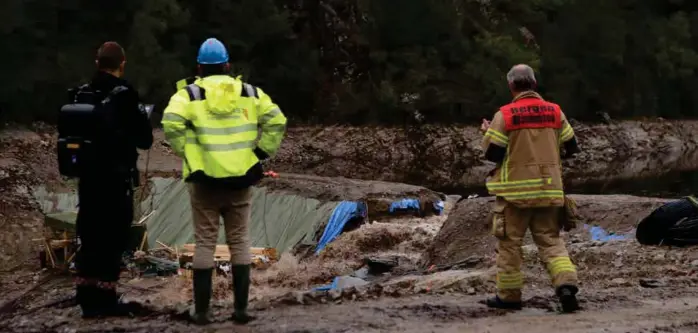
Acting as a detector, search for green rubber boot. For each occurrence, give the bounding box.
[189,268,214,325]
[231,264,256,324]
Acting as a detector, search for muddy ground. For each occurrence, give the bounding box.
[2,121,698,332]
[2,195,698,332]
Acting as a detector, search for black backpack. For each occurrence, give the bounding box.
[57,84,127,177]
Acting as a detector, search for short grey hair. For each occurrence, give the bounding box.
[506,64,537,91]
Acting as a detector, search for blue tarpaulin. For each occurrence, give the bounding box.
[389,198,444,215]
[433,200,445,215]
[313,276,369,291]
[314,276,340,291]
[315,201,367,254]
[586,224,627,242]
[389,199,420,213]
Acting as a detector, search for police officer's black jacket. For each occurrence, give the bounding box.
[70,71,153,177]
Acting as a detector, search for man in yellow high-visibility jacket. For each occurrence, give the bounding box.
[161,38,286,325]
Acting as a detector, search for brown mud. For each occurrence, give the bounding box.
[2,121,698,332]
[268,120,698,191]
[2,195,698,332]
[422,194,668,266]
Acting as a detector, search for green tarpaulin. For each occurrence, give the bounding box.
[140,178,340,252]
[34,177,346,254]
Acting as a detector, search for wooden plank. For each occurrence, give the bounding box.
[180,244,278,260]
[156,240,175,253]
[44,239,56,268]
[139,231,148,251]
[48,240,72,248]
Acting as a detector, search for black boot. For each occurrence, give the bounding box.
[231,265,256,324]
[189,268,214,325]
[483,295,523,310]
[100,288,151,318]
[77,284,101,319]
[556,285,580,313]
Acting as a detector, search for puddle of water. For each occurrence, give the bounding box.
[443,168,698,198]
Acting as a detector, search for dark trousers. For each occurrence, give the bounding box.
[75,175,134,283]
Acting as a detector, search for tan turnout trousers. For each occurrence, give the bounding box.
[493,197,578,302]
[188,183,252,269]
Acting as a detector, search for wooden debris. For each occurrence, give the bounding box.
[136,210,156,225]
[156,240,175,253]
[178,244,279,268]
[139,231,148,251]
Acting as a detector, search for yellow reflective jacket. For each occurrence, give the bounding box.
[481,91,576,208]
[162,75,286,184]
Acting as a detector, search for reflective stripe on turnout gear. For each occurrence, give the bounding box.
[559,122,574,142]
[496,271,524,289]
[486,177,563,202]
[484,91,568,208]
[547,256,577,276]
[486,178,552,191]
[485,128,508,146]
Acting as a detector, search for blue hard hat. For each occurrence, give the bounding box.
[197,38,229,65]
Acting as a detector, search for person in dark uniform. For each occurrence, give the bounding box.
[71,42,153,318]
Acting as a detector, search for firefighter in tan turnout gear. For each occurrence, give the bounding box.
[480,64,581,313]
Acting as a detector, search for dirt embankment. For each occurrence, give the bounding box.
[421,194,668,267]
[268,120,698,190]
[0,124,446,268]
[8,120,698,196]
[0,124,67,268]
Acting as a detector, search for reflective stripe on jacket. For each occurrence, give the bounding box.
[162,75,287,181]
[482,91,574,208]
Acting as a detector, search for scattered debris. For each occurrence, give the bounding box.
[178,244,278,269]
[587,224,627,242]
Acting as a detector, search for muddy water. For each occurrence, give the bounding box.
[571,168,698,198]
[446,167,698,199]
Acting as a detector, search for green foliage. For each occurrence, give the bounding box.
[1,0,698,125]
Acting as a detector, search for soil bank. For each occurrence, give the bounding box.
[267,120,698,191]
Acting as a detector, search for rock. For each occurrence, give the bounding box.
[335,276,369,290]
[611,278,631,287]
[522,245,538,256]
[328,289,342,301]
[613,258,623,268]
[466,287,476,295]
[570,234,584,244]
[639,278,666,288]
[690,260,698,268]
[352,267,370,279]
[365,256,400,275]
[294,291,306,304]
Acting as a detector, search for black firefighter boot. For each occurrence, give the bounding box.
[484,295,523,310]
[556,285,580,313]
[77,284,101,319]
[190,268,214,325]
[231,264,256,324]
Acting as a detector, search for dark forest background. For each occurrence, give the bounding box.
[2,0,698,126]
